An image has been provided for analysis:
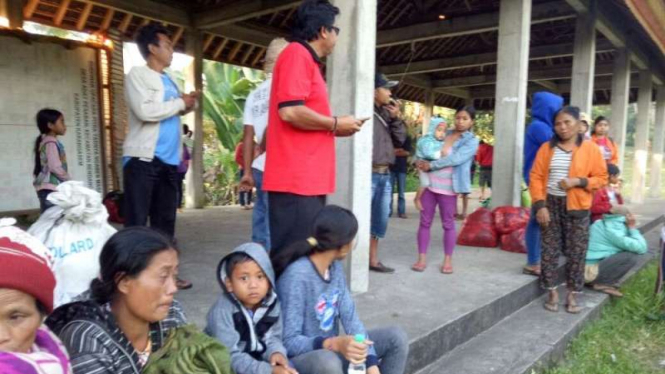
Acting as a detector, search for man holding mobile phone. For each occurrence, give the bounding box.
[263,0,366,254]
[369,73,407,273]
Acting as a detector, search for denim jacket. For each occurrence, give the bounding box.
[430,130,479,194]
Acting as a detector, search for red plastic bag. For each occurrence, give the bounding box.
[500,228,527,254]
[456,208,498,248]
[493,206,530,235]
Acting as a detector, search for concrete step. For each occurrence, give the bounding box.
[412,219,664,374]
[404,267,549,374]
[415,286,607,374]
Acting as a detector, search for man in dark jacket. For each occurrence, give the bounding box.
[522,92,563,277]
[370,73,407,273]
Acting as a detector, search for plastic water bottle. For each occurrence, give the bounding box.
[348,334,366,374]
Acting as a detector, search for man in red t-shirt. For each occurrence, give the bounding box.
[263,0,367,253]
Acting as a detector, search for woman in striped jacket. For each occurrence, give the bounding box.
[529,106,608,315]
[46,227,187,374]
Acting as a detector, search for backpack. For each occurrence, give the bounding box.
[103,190,125,224]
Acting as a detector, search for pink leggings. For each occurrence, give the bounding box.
[417,189,457,256]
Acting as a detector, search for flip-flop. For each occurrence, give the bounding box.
[543,301,559,312]
[441,265,454,274]
[522,267,541,276]
[411,263,427,272]
[593,285,624,297]
[370,262,395,273]
[566,304,582,314]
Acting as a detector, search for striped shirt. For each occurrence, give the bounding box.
[46,299,187,374]
[428,147,456,196]
[547,146,572,197]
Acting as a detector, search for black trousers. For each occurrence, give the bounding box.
[594,252,639,286]
[268,192,326,253]
[123,157,178,239]
[176,172,186,209]
[37,189,54,213]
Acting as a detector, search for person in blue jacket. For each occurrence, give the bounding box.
[522,92,564,277]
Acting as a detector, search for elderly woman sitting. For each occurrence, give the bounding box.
[46,227,187,374]
[0,219,72,374]
[585,206,648,297]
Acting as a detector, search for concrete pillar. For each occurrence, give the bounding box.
[569,0,597,114]
[631,70,653,204]
[490,0,532,207]
[327,0,377,293]
[422,90,435,135]
[649,86,665,198]
[184,29,206,209]
[609,48,631,171]
[0,0,23,28]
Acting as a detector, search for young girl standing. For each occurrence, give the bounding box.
[591,116,619,165]
[272,205,408,374]
[33,109,70,213]
[529,106,607,314]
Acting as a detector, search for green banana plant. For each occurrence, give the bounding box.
[202,61,264,150]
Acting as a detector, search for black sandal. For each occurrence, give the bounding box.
[369,262,395,273]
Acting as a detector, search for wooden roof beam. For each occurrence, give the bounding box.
[54,0,71,26]
[79,0,191,27]
[23,0,39,19]
[194,0,300,29]
[212,39,229,60]
[469,74,640,98]
[76,3,94,30]
[431,62,617,89]
[564,0,664,84]
[208,23,287,48]
[382,39,614,76]
[533,80,559,93]
[377,1,575,48]
[100,8,114,30]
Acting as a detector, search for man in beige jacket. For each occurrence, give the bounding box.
[123,24,197,289]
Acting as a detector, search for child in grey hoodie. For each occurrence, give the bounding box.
[272,206,409,374]
[206,243,296,374]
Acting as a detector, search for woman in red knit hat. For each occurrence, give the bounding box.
[0,219,72,374]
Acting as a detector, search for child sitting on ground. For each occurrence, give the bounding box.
[414,117,447,211]
[206,243,297,374]
[271,205,409,374]
[590,163,624,223]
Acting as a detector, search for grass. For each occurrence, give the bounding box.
[540,261,665,374]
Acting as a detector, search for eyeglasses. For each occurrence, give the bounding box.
[328,26,340,35]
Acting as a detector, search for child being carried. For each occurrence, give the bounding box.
[414,117,447,210]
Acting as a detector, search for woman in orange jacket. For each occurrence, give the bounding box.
[529,106,608,314]
[591,116,619,165]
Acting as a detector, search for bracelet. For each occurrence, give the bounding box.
[331,116,338,133]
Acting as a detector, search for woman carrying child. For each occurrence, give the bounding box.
[272,206,408,374]
[412,106,479,274]
[32,109,71,213]
[529,106,607,314]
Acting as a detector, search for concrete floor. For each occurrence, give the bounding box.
[173,191,665,341]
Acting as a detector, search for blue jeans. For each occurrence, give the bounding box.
[252,168,270,250]
[526,207,541,266]
[390,171,407,216]
[290,327,409,374]
[371,173,393,238]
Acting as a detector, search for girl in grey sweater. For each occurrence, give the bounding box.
[272,206,409,374]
